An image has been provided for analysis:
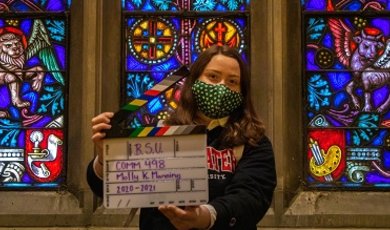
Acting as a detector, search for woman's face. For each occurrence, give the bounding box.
[197,54,241,92]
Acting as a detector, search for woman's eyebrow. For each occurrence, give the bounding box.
[228,74,240,79]
[204,69,221,74]
[204,69,240,79]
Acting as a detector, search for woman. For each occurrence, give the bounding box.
[87,45,276,229]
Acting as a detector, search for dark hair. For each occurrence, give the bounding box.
[165,45,265,147]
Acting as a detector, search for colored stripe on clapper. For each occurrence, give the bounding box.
[120,72,185,112]
[128,125,205,138]
[105,66,190,138]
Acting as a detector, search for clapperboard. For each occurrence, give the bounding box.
[103,66,209,209]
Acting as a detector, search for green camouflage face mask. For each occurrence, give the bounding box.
[192,80,243,119]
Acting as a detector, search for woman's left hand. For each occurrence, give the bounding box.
[158,205,211,230]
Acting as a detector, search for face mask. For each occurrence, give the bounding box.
[192,80,243,119]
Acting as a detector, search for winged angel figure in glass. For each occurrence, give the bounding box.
[328,18,390,113]
[0,25,43,117]
[0,19,64,121]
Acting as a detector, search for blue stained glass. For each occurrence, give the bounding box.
[22,173,33,183]
[44,73,58,85]
[123,0,179,11]
[327,72,351,91]
[147,97,163,115]
[383,111,390,120]
[241,53,248,64]
[127,18,137,27]
[307,74,332,111]
[8,107,21,120]
[333,63,344,70]
[22,92,39,113]
[0,87,9,109]
[2,183,30,188]
[30,116,52,128]
[306,49,317,70]
[129,116,142,128]
[46,20,66,42]
[192,0,249,12]
[0,0,70,12]
[9,2,30,11]
[127,56,149,71]
[366,172,390,183]
[308,112,315,120]
[25,57,41,69]
[35,183,60,187]
[122,0,249,11]
[371,18,390,36]
[332,92,349,108]
[215,4,226,11]
[193,0,217,11]
[46,0,66,11]
[303,0,326,10]
[126,45,181,72]
[339,176,349,183]
[322,34,333,49]
[126,73,155,99]
[2,181,60,187]
[54,45,66,70]
[37,85,64,116]
[20,19,33,35]
[234,17,247,29]
[152,71,168,82]
[306,18,326,42]
[370,130,388,146]
[345,2,363,11]
[124,70,178,102]
[372,87,390,108]
[0,127,21,148]
[170,17,180,30]
[302,0,390,11]
[384,151,390,168]
[143,1,154,11]
[21,82,32,94]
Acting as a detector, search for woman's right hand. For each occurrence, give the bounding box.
[91,112,114,163]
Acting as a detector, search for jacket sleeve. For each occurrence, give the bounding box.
[86,159,103,198]
[209,136,277,229]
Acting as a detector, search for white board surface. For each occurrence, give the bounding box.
[103,132,208,209]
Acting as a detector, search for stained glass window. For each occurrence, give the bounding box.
[0,0,70,188]
[121,0,250,128]
[302,0,390,188]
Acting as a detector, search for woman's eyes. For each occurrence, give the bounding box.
[204,73,240,86]
[228,79,240,85]
[207,74,219,81]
